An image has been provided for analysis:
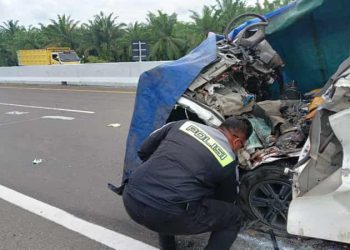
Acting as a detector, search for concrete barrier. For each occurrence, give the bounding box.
[0,61,170,87]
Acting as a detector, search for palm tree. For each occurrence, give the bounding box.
[172,21,199,53]
[86,12,126,61]
[14,26,49,49]
[0,20,23,35]
[190,5,220,39]
[146,10,186,60]
[0,20,25,66]
[41,14,80,49]
[0,32,18,66]
[125,22,149,41]
[116,22,149,61]
[255,0,294,13]
[215,0,248,32]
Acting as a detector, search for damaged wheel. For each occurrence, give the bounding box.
[239,162,293,231]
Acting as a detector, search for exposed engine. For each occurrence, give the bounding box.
[177,14,309,169]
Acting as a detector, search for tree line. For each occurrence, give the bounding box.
[0,0,293,66]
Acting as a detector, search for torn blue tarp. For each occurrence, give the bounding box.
[122,33,218,181]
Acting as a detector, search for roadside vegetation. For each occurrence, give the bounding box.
[0,0,293,66]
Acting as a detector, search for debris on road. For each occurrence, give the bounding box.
[107,123,121,128]
[32,158,43,165]
[41,116,75,120]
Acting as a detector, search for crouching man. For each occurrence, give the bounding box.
[123,117,252,250]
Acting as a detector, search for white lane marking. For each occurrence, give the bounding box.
[0,184,157,250]
[41,116,75,121]
[6,111,29,115]
[0,102,94,114]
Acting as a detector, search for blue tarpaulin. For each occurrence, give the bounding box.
[122,0,350,181]
[122,34,218,181]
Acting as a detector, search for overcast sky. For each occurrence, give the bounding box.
[0,0,258,27]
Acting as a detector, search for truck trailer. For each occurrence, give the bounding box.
[17,47,80,66]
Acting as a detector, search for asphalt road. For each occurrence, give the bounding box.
[0,84,153,249]
[0,84,347,250]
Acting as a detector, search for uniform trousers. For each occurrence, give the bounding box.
[123,186,242,250]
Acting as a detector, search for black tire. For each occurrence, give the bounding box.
[239,161,293,231]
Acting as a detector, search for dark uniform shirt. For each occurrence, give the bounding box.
[126,120,238,214]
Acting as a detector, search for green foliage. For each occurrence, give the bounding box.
[173,22,199,54]
[14,26,49,49]
[0,20,24,35]
[146,10,186,60]
[116,22,150,61]
[85,12,126,61]
[215,0,248,32]
[85,55,108,63]
[255,0,294,13]
[40,14,80,49]
[0,39,17,66]
[0,20,25,65]
[0,0,294,66]
[190,6,220,35]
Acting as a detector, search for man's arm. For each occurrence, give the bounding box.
[214,162,239,203]
[213,175,239,203]
[138,122,175,161]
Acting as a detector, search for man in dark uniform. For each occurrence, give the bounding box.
[122,117,252,250]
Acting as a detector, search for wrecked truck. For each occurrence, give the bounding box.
[168,13,307,232]
[121,0,350,244]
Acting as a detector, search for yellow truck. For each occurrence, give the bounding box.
[17,47,80,66]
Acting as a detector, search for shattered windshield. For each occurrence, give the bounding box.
[59,51,80,62]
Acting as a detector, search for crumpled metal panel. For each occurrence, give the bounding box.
[188,53,239,92]
[334,68,350,88]
[195,91,255,116]
[288,108,350,244]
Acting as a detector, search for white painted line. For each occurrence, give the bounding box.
[0,102,94,114]
[6,111,29,115]
[41,116,75,120]
[0,185,158,250]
